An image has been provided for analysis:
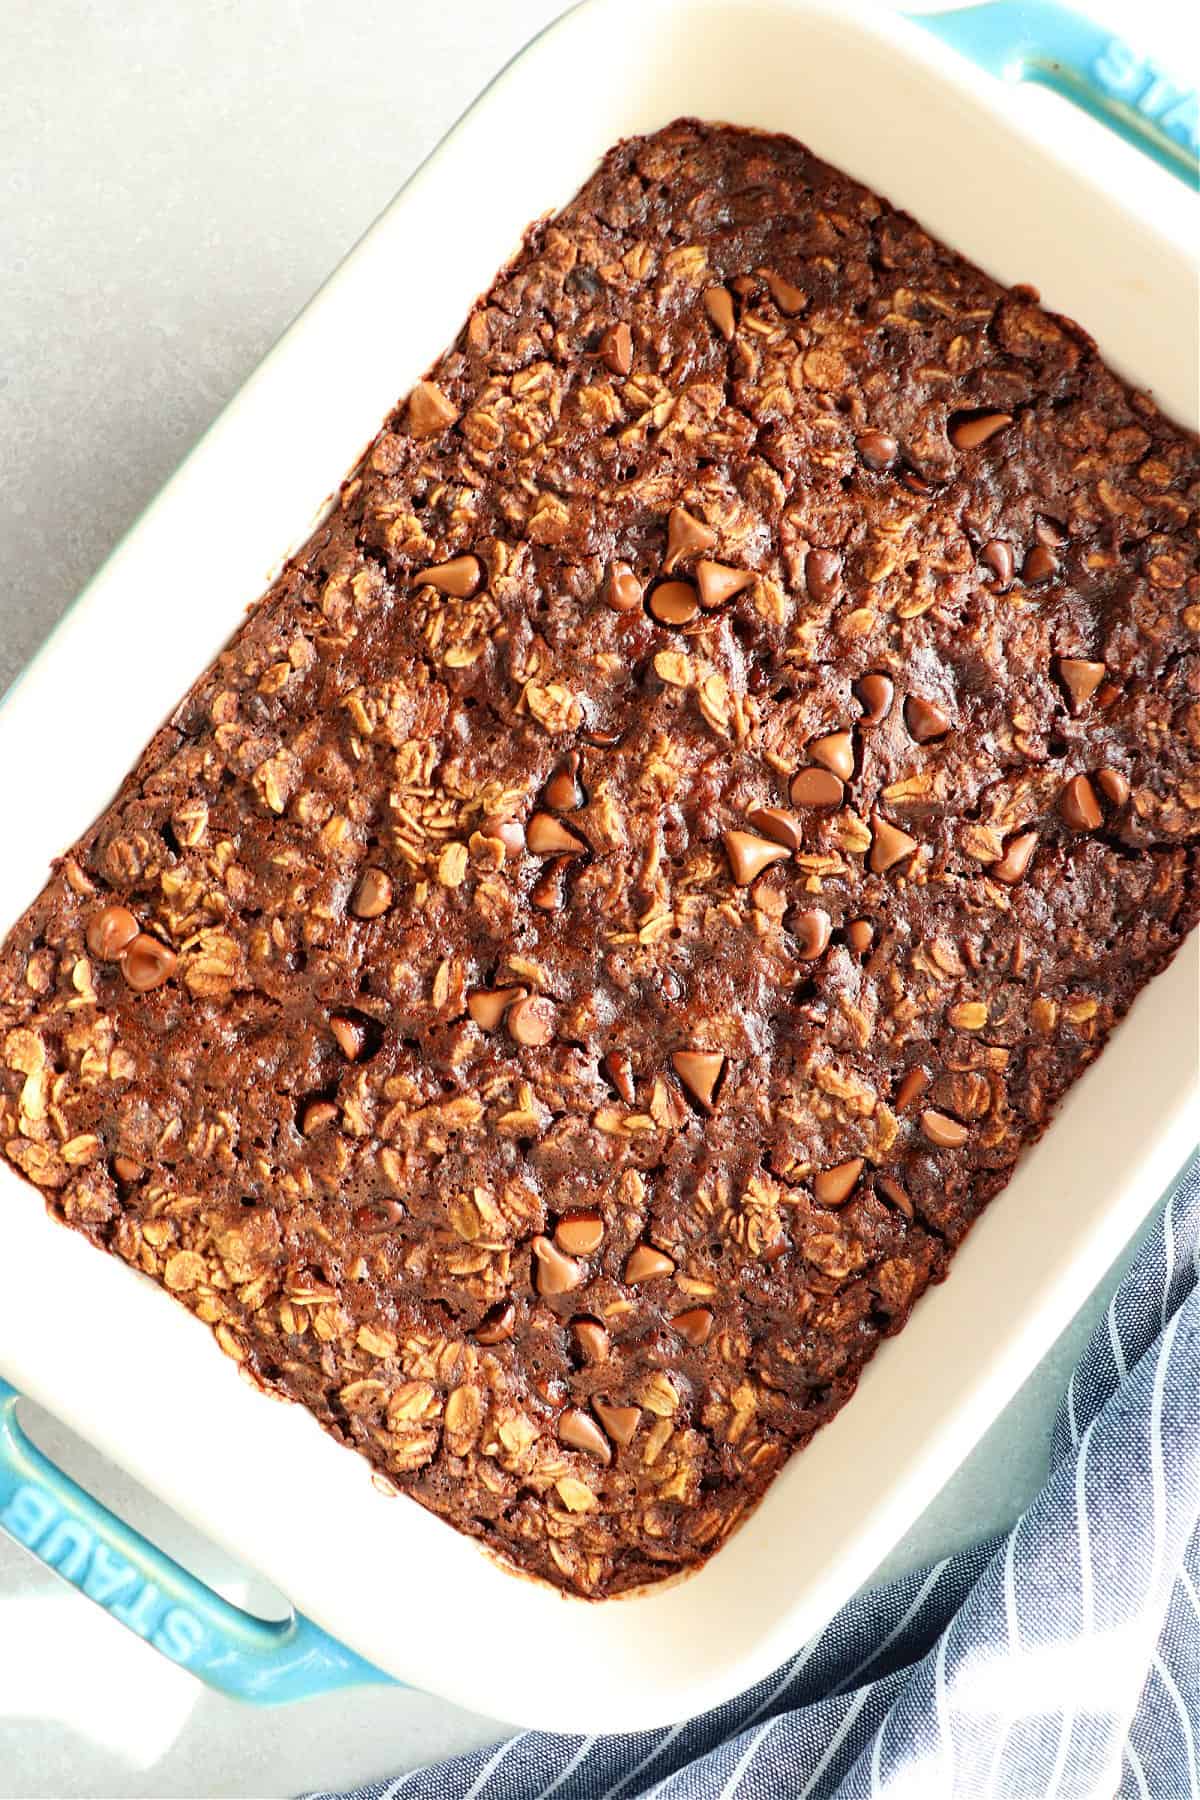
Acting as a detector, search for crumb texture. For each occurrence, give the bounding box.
[2,121,1197,1596]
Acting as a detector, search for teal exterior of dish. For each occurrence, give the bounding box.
[913,1,1199,186]
[0,1380,394,1702]
[0,0,1194,1706]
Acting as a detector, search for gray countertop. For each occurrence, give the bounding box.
[0,1,1187,1794]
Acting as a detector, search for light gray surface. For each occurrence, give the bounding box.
[0,2,1189,1796]
[1,0,569,698]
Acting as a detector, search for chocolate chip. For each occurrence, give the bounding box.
[407,380,458,438]
[527,812,587,855]
[664,506,717,571]
[599,320,633,377]
[507,994,557,1046]
[648,580,700,625]
[695,560,753,609]
[1096,767,1130,806]
[672,1049,726,1109]
[814,1157,863,1205]
[625,1243,675,1284]
[484,817,525,859]
[86,904,140,961]
[415,554,483,597]
[792,909,832,960]
[855,673,894,724]
[571,1317,609,1362]
[703,285,736,341]
[804,547,841,603]
[724,829,791,884]
[468,985,526,1031]
[673,1307,714,1346]
[1056,657,1106,713]
[895,1067,929,1111]
[543,754,584,812]
[838,926,869,965]
[354,1199,404,1230]
[1059,774,1102,832]
[532,1234,584,1295]
[921,1108,970,1148]
[991,830,1038,884]
[1023,544,1057,584]
[120,934,178,992]
[982,539,1014,588]
[593,1400,641,1446]
[789,767,844,809]
[330,1015,368,1060]
[530,855,567,915]
[112,1154,145,1184]
[535,862,581,930]
[762,269,806,314]
[555,1211,605,1255]
[949,409,1013,451]
[857,430,898,471]
[606,561,643,612]
[810,731,855,781]
[474,1300,516,1345]
[301,1100,338,1136]
[877,1175,913,1218]
[351,867,393,919]
[903,696,951,743]
[898,468,933,497]
[602,1048,636,1104]
[746,806,804,850]
[559,1406,612,1463]
[869,815,917,874]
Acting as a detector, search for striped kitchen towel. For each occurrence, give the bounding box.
[308,1158,1199,1800]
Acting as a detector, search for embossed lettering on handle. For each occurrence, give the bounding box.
[2,1480,208,1663]
[0,1380,394,1703]
[912,2,1199,186]
[1091,37,1200,155]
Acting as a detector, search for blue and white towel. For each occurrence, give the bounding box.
[309,1158,1199,1800]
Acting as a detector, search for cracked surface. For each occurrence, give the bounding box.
[1,121,1198,1596]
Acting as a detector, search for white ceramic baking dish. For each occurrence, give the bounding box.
[1,0,1197,1733]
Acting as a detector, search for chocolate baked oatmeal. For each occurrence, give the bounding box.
[2,121,1197,1597]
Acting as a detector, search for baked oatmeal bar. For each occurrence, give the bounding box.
[2,121,1197,1595]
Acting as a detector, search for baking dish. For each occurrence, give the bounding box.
[1,0,1197,1732]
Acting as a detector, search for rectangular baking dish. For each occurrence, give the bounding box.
[1,0,1197,1733]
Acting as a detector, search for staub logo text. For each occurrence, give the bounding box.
[1092,38,1200,150]
[1,1481,206,1663]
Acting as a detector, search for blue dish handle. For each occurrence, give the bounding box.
[911,1,1199,186]
[0,1378,396,1702]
